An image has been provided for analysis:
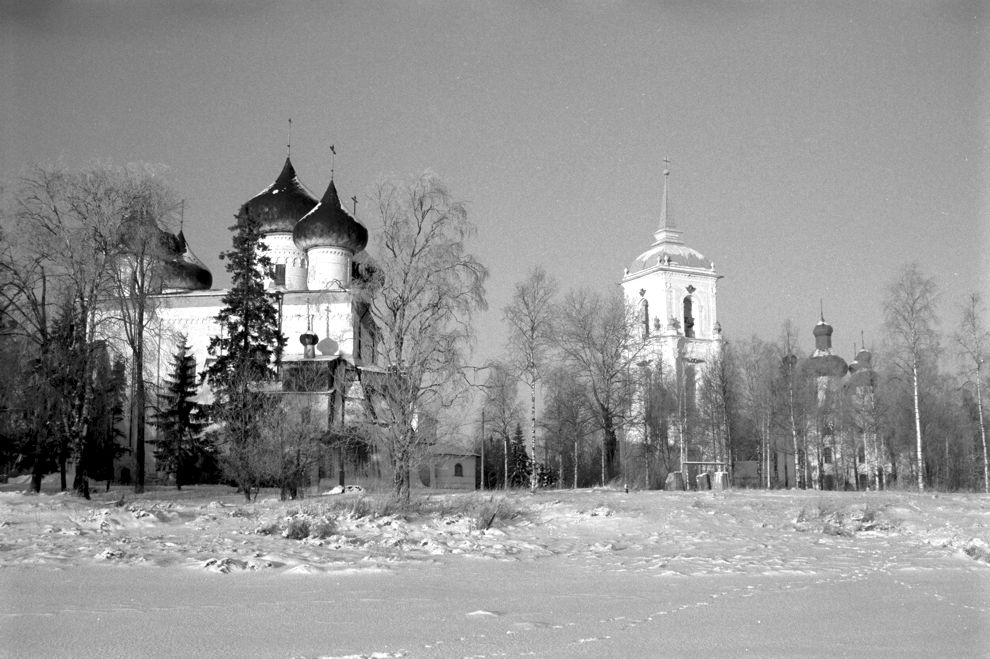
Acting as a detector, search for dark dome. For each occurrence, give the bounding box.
[117,213,183,255]
[802,353,848,379]
[163,230,213,291]
[238,157,318,234]
[292,180,368,253]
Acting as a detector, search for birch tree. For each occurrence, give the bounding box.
[358,172,488,501]
[556,288,643,485]
[955,293,989,493]
[503,266,558,492]
[883,263,939,492]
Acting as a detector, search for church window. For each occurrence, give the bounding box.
[823,446,833,464]
[273,264,286,287]
[454,463,463,477]
[683,297,695,338]
[641,299,650,338]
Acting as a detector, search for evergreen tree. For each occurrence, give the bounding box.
[507,422,532,488]
[153,336,209,489]
[83,349,127,489]
[205,210,284,500]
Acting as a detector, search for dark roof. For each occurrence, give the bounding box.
[238,157,318,234]
[801,353,849,379]
[163,230,213,291]
[292,180,368,253]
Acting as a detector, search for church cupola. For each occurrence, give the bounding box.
[238,155,316,291]
[293,178,368,290]
[813,315,834,352]
[163,230,213,292]
[805,312,848,378]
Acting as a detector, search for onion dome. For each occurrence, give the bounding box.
[163,230,213,291]
[804,315,848,378]
[804,353,849,378]
[237,158,318,234]
[299,331,319,347]
[846,347,876,387]
[292,180,368,253]
[117,212,182,255]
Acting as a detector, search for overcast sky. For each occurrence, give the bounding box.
[2,1,987,364]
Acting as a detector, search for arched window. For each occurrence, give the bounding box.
[641,299,650,338]
[683,297,695,338]
[453,463,463,477]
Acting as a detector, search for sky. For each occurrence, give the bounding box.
[2,1,987,365]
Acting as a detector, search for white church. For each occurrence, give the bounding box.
[117,156,384,486]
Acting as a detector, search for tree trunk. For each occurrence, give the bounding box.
[573,439,578,489]
[133,325,146,494]
[503,435,509,490]
[912,362,924,492]
[529,378,538,493]
[976,366,989,494]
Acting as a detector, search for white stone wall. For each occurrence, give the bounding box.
[262,233,308,291]
[306,246,352,291]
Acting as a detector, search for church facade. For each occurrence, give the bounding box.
[116,156,378,485]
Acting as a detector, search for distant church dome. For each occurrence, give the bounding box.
[117,213,212,292]
[163,230,213,291]
[293,180,368,253]
[238,157,318,234]
[803,315,848,378]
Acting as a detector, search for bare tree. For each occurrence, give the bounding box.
[542,365,598,488]
[107,165,180,493]
[555,288,644,485]
[2,163,174,496]
[955,293,989,493]
[479,361,522,489]
[883,263,939,492]
[503,266,558,491]
[736,337,779,488]
[778,321,806,489]
[357,172,488,501]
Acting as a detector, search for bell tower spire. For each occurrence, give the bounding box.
[653,158,684,245]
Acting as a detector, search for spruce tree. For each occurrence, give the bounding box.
[206,210,284,500]
[153,336,208,489]
[508,422,532,488]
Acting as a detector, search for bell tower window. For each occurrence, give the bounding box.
[273,264,286,288]
[683,297,695,338]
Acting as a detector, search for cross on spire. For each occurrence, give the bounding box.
[287,118,292,157]
[351,195,358,215]
[329,144,336,180]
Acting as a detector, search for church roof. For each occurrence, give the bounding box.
[163,230,213,291]
[238,157,318,234]
[626,166,714,275]
[292,179,369,253]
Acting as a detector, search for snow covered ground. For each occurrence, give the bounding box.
[1,485,987,657]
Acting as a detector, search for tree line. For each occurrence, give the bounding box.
[479,265,989,493]
[2,161,986,497]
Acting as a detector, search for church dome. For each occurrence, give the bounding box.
[293,180,368,253]
[238,157,318,234]
[117,212,183,255]
[628,243,711,274]
[803,353,849,379]
[163,230,213,291]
